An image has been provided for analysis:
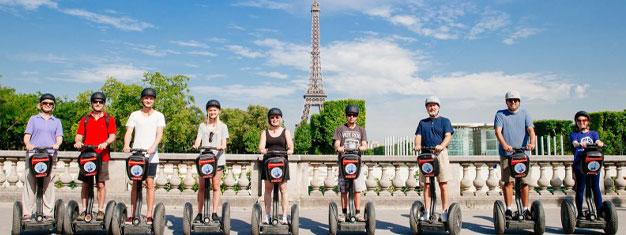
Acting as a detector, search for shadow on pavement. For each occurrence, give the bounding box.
[376,219,411,234]
[299,216,328,234]
[166,215,182,234]
[230,218,251,234]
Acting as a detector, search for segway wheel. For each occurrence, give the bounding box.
[110,203,126,235]
[12,201,22,235]
[183,203,192,235]
[251,203,262,235]
[447,203,462,235]
[409,201,423,235]
[153,203,166,235]
[560,200,576,234]
[493,200,506,235]
[290,204,299,235]
[104,200,116,233]
[54,199,65,234]
[603,201,618,235]
[222,202,231,235]
[365,202,376,235]
[63,200,79,235]
[328,202,338,235]
[531,200,545,235]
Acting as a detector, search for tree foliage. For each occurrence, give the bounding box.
[294,121,312,154]
[220,105,268,153]
[310,99,366,154]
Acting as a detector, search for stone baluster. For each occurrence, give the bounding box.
[614,163,626,195]
[222,165,237,196]
[405,163,418,196]
[563,162,575,195]
[155,163,168,193]
[550,162,564,195]
[473,163,486,196]
[537,162,550,195]
[528,163,540,195]
[323,163,337,196]
[486,163,499,195]
[237,163,251,195]
[0,159,6,188]
[379,163,392,196]
[392,163,406,196]
[309,163,323,196]
[365,163,378,197]
[460,163,473,196]
[59,159,73,191]
[183,163,195,193]
[6,159,20,190]
[168,163,182,194]
[604,163,616,195]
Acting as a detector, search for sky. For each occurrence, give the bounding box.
[1,0,625,142]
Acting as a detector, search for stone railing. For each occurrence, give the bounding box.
[1,151,625,207]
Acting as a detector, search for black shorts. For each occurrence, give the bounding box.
[147,163,158,178]
[78,161,110,182]
[260,156,290,181]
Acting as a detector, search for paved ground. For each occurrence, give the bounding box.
[2,203,624,234]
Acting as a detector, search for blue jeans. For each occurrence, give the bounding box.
[573,164,603,216]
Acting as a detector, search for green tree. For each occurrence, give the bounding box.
[294,121,312,154]
[533,119,575,155]
[310,99,366,154]
[0,80,39,150]
[220,105,268,153]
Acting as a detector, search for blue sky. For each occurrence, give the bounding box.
[1,0,625,142]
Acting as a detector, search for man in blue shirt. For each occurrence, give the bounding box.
[413,96,454,222]
[494,91,536,219]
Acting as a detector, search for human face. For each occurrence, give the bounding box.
[207,107,219,119]
[506,99,520,112]
[269,114,281,127]
[40,99,55,113]
[576,117,589,130]
[346,112,358,124]
[426,103,439,117]
[91,99,105,112]
[141,96,155,108]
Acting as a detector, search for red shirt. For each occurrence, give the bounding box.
[76,112,116,161]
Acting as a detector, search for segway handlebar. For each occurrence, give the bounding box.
[199,146,218,151]
[33,146,53,151]
[266,150,288,156]
[81,145,99,150]
[130,148,147,154]
[584,143,601,148]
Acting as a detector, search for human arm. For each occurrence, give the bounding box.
[123,126,133,153]
[285,129,294,155]
[147,126,163,154]
[495,127,513,152]
[526,127,536,151]
[258,130,267,154]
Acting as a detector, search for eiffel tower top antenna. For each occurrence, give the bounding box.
[299,0,327,125]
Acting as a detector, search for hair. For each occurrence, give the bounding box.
[205,108,223,133]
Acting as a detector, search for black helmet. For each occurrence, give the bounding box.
[206,99,221,110]
[268,108,283,118]
[345,104,359,115]
[90,92,106,103]
[575,111,590,121]
[39,93,56,102]
[141,88,157,98]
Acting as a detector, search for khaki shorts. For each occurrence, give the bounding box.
[78,161,110,182]
[338,173,366,192]
[499,156,532,184]
[419,149,451,184]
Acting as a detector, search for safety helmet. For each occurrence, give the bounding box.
[425,96,440,106]
[505,91,521,100]
[90,92,106,103]
[39,93,56,102]
[574,111,590,121]
[141,88,157,98]
[345,104,359,115]
[206,99,221,110]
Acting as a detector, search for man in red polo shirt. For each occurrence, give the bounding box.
[73,91,117,221]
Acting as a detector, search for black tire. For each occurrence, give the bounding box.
[63,200,78,235]
[183,203,192,235]
[104,200,116,234]
[153,203,166,235]
[328,202,338,235]
[560,200,575,234]
[12,201,22,235]
[532,200,545,235]
[447,203,462,235]
[493,200,506,235]
[290,204,299,235]
[251,203,261,235]
[409,201,423,235]
[54,199,65,234]
[603,201,618,235]
[365,202,376,235]
[110,203,126,235]
[222,202,231,235]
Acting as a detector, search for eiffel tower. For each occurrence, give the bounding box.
[300,0,327,124]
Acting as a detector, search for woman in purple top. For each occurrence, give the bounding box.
[22,93,64,220]
[569,111,604,219]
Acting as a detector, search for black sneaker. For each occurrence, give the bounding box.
[505,209,513,220]
[523,209,532,220]
[194,213,202,223]
[577,214,585,220]
[212,213,219,221]
[78,211,86,221]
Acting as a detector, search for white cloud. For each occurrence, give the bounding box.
[63,64,146,83]
[256,71,288,79]
[208,37,228,43]
[16,53,70,64]
[188,50,217,57]
[228,23,245,31]
[574,84,590,98]
[125,42,179,57]
[253,38,308,68]
[21,71,39,75]
[503,27,542,45]
[227,45,263,58]
[205,74,226,80]
[60,8,154,32]
[191,84,297,101]
[232,0,291,10]
[468,10,510,39]
[170,40,209,49]
[0,0,57,10]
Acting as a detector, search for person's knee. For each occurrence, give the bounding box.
[146,181,155,190]
[97,182,105,190]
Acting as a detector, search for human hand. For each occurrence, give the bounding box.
[336,147,345,153]
[98,142,108,150]
[123,146,131,153]
[74,142,83,149]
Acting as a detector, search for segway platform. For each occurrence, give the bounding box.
[192,220,223,233]
[22,220,55,232]
[338,221,366,231]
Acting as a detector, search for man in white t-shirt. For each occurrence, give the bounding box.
[123,88,166,225]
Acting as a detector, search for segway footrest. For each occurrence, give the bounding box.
[577,219,605,229]
[23,220,55,231]
[123,223,153,234]
[418,221,448,232]
[338,221,366,231]
[260,223,290,234]
[74,220,105,231]
[193,221,222,233]
[506,219,534,229]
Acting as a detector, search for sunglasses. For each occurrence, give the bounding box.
[92,100,105,104]
[576,119,588,123]
[270,116,281,120]
[506,99,520,103]
[41,102,55,106]
[209,132,214,142]
[346,113,358,118]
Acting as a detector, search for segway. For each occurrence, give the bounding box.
[409,147,462,235]
[560,143,618,234]
[251,150,299,235]
[64,145,116,234]
[110,149,166,235]
[493,147,545,235]
[12,147,65,235]
[328,141,375,235]
[183,146,231,235]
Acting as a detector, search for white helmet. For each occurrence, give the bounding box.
[505,91,521,100]
[425,96,440,106]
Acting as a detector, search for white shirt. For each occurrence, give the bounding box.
[126,110,166,163]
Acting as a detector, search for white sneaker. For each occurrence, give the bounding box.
[420,211,430,221]
[441,211,448,222]
[281,215,288,225]
[263,215,271,224]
